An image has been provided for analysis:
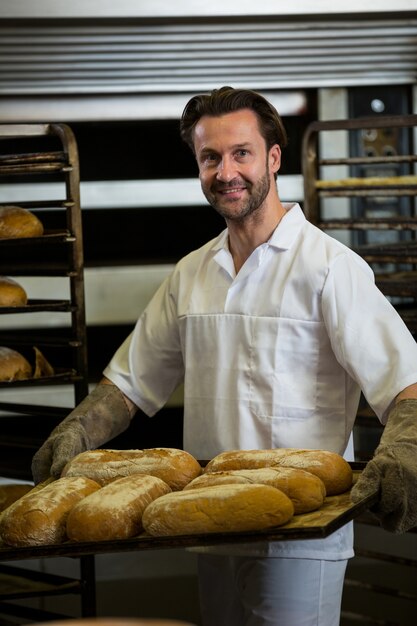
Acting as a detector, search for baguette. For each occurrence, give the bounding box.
[204,448,353,496]
[66,474,171,542]
[142,483,294,536]
[0,476,100,546]
[184,466,326,514]
[62,448,202,490]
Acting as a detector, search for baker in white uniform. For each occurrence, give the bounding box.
[32,86,417,626]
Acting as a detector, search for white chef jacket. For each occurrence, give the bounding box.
[104,203,417,560]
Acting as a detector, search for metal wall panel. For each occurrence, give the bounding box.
[0,17,416,96]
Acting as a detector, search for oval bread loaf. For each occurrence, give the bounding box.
[0,277,27,307]
[184,466,326,514]
[0,206,44,239]
[0,347,32,381]
[67,474,171,542]
[204,448,353,496]
[142,483,294,536]
[0,476,100,546]
[62,448,202,490]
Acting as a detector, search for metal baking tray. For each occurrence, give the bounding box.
[0,464,377,562]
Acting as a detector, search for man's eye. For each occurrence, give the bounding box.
[236,149,249,158]
[201,154,217,165]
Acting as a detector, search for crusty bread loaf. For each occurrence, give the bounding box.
[0,478,54,527]
[204,449,353,496]
[0,483,33,513]
[184,466,326,514]
[62,448,202,490]
[67,474,171,542]
[0,476,100,546]
[0,277,27,307]
[0,206,44,239]
[142,483,294,536]
[0,346,32,381]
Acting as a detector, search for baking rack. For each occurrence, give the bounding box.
[302,114,417,348]
[302,114,417,626]
[0,123,89,479]
[0,123,89,623]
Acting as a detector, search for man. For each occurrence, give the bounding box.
[32,87,417,626]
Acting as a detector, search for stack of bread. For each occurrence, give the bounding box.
[0,447,353,547]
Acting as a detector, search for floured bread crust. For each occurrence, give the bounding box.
[67,474,171,542]
[0,476,100,546]
[142,483,294,536]
[204,448,353,496]
[62,448,202,490]
[184,466,326,514]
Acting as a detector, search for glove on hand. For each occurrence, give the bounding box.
[351,398,417,533]
[31,383,135,484]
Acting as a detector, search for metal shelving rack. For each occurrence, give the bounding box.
[302,114,417,626]
[0,123,88,404]
[0,123,92,623]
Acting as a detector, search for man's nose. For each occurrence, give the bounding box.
[216,156,236,182]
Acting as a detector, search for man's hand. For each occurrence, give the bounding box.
[31,421,90,484]
[31,383,135,484]
[351,398,417,533]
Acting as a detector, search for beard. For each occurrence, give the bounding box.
[202,166,272,223]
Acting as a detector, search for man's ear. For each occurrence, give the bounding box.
[269,144,281,175]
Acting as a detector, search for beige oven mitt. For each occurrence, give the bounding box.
[31,383,135,484]
[351,399,417,533]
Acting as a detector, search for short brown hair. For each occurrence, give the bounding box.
[180,86,288,154]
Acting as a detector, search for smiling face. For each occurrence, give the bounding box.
[193,108,281,223]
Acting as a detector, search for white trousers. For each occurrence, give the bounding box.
[198,554,348,626]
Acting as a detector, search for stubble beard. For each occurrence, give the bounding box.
[203,167,272,223]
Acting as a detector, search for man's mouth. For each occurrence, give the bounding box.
[215,184,247,196]
[220,187,244,194]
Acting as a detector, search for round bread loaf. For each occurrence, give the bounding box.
[67,474,171,542]
[0,277,28,307]
[0,347,32,381]
[0,206,44,239]
[204,448,353,496]
[184,466,326,514]
[0,476,100,546]
[142,483,294,536]
[0,483,33,513]
[62,448,202,490]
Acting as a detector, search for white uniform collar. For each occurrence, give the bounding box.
[213,202,305,254]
